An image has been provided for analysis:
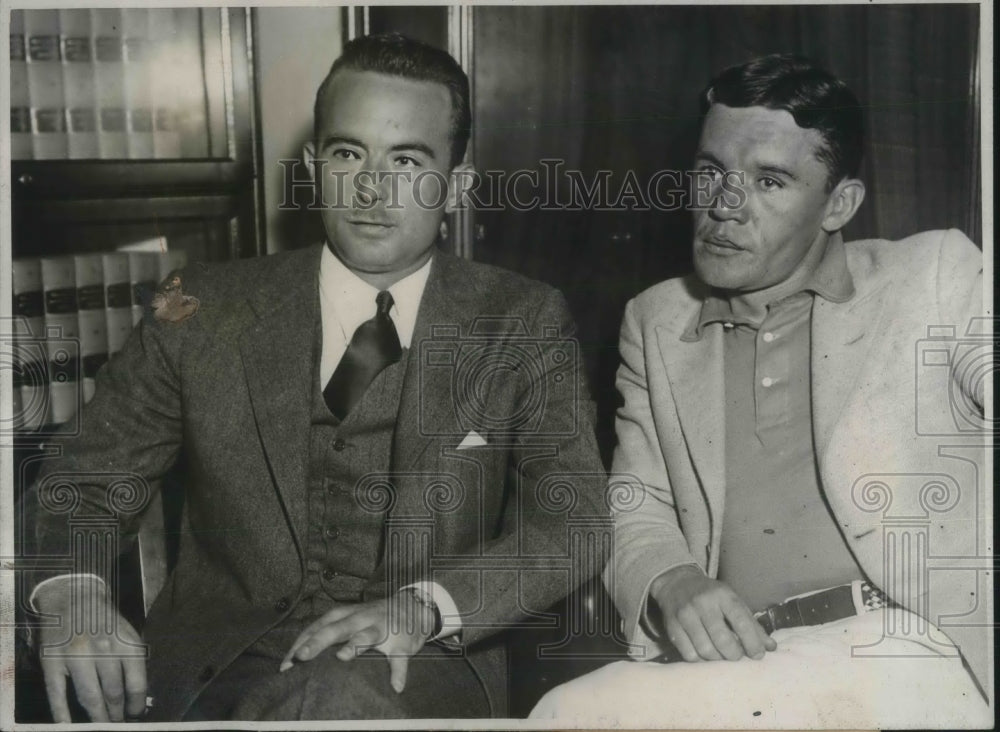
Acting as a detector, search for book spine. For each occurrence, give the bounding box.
[24,9,68,160]
[10,11,33,160]
[122,9,154,159]
[40,257,82,425]
[148,9,181,158]
[91,9,127,159]
[128,252,161,325]
[11,258,48,430]
[59,9,99,159]
[102,253,134,356]
[74,254,110,404]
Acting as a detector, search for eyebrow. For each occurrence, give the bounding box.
[695,150,798,181]
[757,163,798,181]
[320,135,437,160]
[693,151,725,168]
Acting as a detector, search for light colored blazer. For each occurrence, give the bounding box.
[606,229,991,696]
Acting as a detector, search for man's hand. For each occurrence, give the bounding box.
[650,565,776,663]
[34,578,148,722]
[280,593,436,693]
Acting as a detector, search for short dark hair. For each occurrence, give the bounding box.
[314,33,471,169]
[701,54,863,190]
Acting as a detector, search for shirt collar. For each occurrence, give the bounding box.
[318,244,433,348]
[682,231,855,341]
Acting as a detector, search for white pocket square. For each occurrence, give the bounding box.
[457,430,488,449]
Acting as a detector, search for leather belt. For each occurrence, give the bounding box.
[754,581,894,636]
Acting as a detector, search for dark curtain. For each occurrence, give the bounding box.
[470,4,981,462]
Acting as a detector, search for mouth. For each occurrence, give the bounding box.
[699,234,744,253]
[347,218,396,236]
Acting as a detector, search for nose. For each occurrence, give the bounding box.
[707,174,748,224]
[354,168,389,207]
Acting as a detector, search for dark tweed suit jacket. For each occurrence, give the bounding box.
[27,244,607,719]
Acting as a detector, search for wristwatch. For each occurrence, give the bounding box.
[400,587,443,640]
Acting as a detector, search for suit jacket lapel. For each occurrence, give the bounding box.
[238,245,321,555]
[811,280,891,457]
[393,251,476,474]
[656,309,726,527]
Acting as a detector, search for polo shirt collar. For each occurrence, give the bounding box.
[682,231,855,341]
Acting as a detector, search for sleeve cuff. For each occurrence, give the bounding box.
[29,573,107,613]
[401,580,462,642]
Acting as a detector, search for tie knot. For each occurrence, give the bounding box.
[376,290,394,317]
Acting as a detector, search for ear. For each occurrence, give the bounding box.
[821,178,865,233]
[302,140,318,183]
[446,162,476,214]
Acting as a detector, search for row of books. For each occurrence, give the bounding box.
[10,8,208,161]
[10,247,187,431]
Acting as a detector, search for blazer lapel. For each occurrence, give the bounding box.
[238,245,322,554]
[393,252,476,474]
[811,281,891,456]
[656,314,726,526]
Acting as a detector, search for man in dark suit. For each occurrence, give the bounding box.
[24,33,606,722]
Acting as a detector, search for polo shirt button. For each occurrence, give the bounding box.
[324,526,340,540]
[333,438,346,451]
[322,567,338,581]
[275,596,290,612]
[762,332,775,342]
[198,665,215,683]
[761,377,774,388]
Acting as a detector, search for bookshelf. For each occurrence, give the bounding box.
[11,12,262,716]
[10,7,263,264]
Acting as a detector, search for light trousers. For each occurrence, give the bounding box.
[530,608,991,728]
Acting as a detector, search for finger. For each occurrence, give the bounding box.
[387,653,410,694]
[281,605,361,670]
[664,620,699,663]
[336,626,382,662]
[122,653,149,718]
[96,658,125,721]
[42,663,72,723]
[298,612,371,661]
[676,605,723,661]
[723,602,769,659]
[65,658,110,722]
[699,604,744,661]
[762,627,778,651]
[296,603,359,645]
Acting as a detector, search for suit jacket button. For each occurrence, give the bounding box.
[198,665,215,683]
[275,597,290,612]
[333,438,346,451]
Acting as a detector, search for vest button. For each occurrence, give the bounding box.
[198,665,215,683]
[275,596,290,612]
[324,526,340,540]
[333,438,347,451]
[322,567,338,581]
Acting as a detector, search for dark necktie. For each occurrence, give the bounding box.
[323,290,402,419]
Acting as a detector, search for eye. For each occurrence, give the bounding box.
[331,148,361,161]
[698,165,724,182]
[759,176,781,190]
[394,155,422,168]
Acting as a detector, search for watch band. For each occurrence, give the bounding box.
[401,587,443,640]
